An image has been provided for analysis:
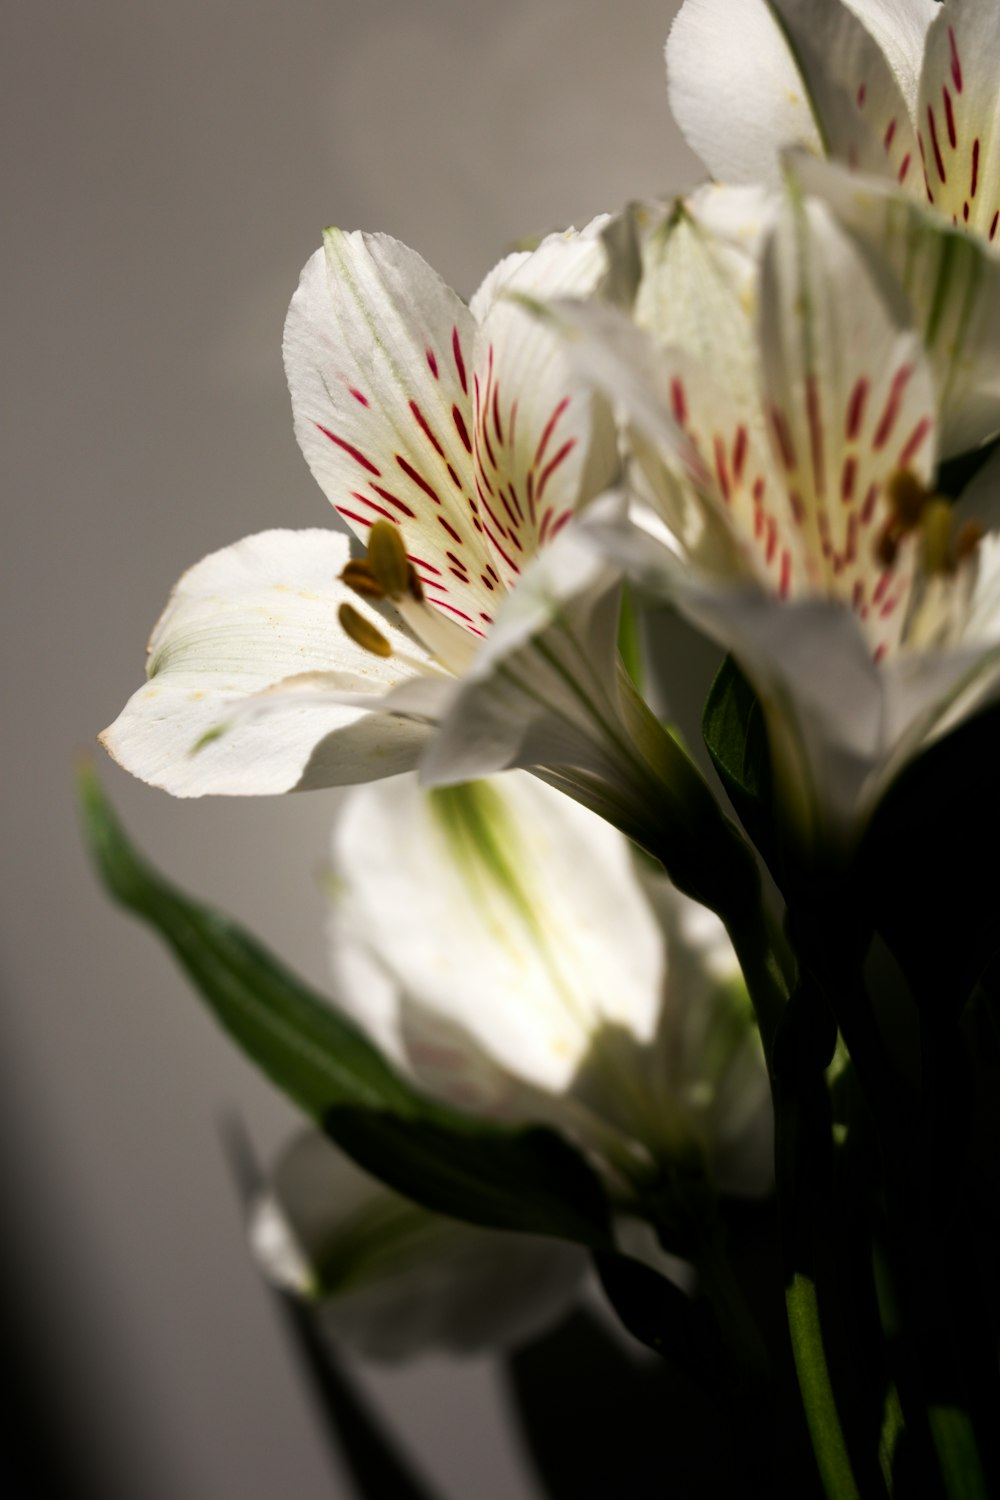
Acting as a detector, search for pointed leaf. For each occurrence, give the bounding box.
[77,765,613,1248]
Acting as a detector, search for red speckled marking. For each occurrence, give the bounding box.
[670,377,687,426]
[972,139,980,198]
[884,119,897,151]
[492,384,504,444]
[943,86,957,149]
[410,400,445,457]
[426,349,439,379]
[898,152,912,186]
[898,417,932,467]
[446,463,462,489]
[732,425,748,483]
[452,405,472,454]
[534,396,570,468]
[480,572,495,591]
[335,507,373,528]
[396,455,442,506]
[847,377,869,440]
[949,26,963,92]
[349,388,369,407]
[350,493,396,523]
[991,211,999,242]
[452,327,468,394]
[841,456,857,502]
[861,484,879,525]
[779,550,792,598]
[927,106,947,183]
[437,516,462,545]
[873,367,912,449]
[407,552,440,575]
[857,82,867,109]
[316,424,381,476]
[371,484,416,519]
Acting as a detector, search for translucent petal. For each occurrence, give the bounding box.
[100,530,431,795]
[284,232,497,635]
[758,190,937,656]
[794,152,1000,456]
[252,1131,585,1359]
[917,0,1000,240]
[467,224,619,589]
[665,0,823,185]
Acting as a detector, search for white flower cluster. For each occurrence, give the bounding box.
[100,0,1000,1356]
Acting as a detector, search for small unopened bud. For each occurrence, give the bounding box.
[338,602,393,657]
[340,559,385,600]
[368,521,412,598]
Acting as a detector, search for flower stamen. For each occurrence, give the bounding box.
[337,602,393,658]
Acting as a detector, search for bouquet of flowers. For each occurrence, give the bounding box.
[82,0,1000,1493]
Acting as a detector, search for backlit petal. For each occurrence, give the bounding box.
[100,530,431,795]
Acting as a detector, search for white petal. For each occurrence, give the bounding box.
[917,0,1000,240]
[100,530,431,796]
[284,233,497,636]
[467,223,619,590]
[252,1131,585,1359]
[792,153,1000,456]
[758,189,937,655]
[767,0,919,186]
[843,0,937,115]
[665,0,823,186]
[417,519,639,793]
[328,773,665,1101]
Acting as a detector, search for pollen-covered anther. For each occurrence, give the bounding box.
[364,520,424,603]
[876,470,935,567]
[887,469,931,529]
[340,559,385,600]
[338,602,393,658]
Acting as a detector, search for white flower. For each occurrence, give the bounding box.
[250,1130,586,1360]
[325,772,773,1201]
[101,223,658,808]
[666,0,1000,245]
[552,182,1000,851]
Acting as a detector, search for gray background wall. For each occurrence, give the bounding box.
[2,2,698,1494]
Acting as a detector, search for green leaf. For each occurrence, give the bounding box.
[77,764,612,1250]
[702,657,778,874]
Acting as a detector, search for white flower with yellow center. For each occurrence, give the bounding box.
[551,181,1000,850]
[101,222,669,814]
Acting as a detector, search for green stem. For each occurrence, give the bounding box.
[786,1273,861,1500]
[927,1407,991,1500]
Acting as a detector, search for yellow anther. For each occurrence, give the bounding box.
[340,559,385,600]
[886,470,930,530]
[368,521,413,598]
[920,498,956,576]
[338,602,393,657]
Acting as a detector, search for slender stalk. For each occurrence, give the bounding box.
[786,1272,861,1500]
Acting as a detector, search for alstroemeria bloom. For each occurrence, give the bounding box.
[667,1,1000,459]
[103,223,673,821]
[553,183,1000,851]
[251,1130,586,1360]
[667,0,1000,243]
[325,772,773,1201]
